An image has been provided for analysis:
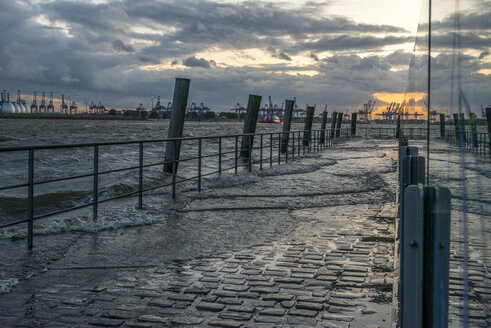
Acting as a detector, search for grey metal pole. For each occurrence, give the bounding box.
[281,99,294,153]
[303,106,315,147]
[351,113,357,136]
[164,78,190,172]
[439,113,445,137]
[330,111,337,139]
[240,95,262,158]
[335,112,343,137]
[320,111,327,144]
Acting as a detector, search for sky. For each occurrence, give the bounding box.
[0,0,488,114]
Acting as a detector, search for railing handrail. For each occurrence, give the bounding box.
[0,128,348,152]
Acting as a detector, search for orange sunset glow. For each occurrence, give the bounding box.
[372,91,428,117]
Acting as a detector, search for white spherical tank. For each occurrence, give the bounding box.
[13,103,21,113]
[23,104,30,113]
[1,102,16,113]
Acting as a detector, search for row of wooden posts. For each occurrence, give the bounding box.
[162,78,358,173]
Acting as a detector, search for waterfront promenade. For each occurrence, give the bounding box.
[0,137,488,327]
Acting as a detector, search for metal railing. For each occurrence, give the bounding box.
[444,130,490,156]
[0,127,352,248]
[359,127,427,139]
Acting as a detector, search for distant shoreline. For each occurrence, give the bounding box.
[0,113,144,121]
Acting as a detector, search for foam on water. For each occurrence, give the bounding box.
[0,204,167,238]
[0,278,19,294]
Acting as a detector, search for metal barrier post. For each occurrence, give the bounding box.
[93,145,98,221]
[138,142,143,209]
[402,185,450,327]
[27,149,34,249]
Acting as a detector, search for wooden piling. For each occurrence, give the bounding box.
[330,111,337,138]
[303,106,315,146]
[440,113,445,137]
[486,107,491,136]
[396,115,401,138]
[459,112,466,142]
[335,112,343,137]
[240,95,262,158]
[351,112,357,136]
[320,111,327,143]
[280,99,294,153]
[164,78,190,173]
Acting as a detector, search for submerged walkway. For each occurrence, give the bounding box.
[0,139,400,327]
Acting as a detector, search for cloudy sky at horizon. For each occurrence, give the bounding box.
[0,0,489,113]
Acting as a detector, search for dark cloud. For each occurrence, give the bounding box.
[182,56,216,68]
[310,53,319,61]
[300,35,414,52]
[0,0,487,113]
[478,50,489,59]
[112,39,135,52]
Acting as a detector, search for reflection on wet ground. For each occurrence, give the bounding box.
[0,137,488,327]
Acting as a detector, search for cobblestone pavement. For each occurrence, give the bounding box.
[0,203,396,328]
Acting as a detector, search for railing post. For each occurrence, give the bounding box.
[138,142,143,209]
[218,137,222,175]
[93,145,98,221]
[292,131,295,159]
[27,149,34,249]
[270,133,273,167]
[298,132,301,156]
[248,135,252,172]
[198,138,202,191]
[278,132,281,165]
[235,135,238,174]
[172,140,177,199]
[260,134,263,170]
